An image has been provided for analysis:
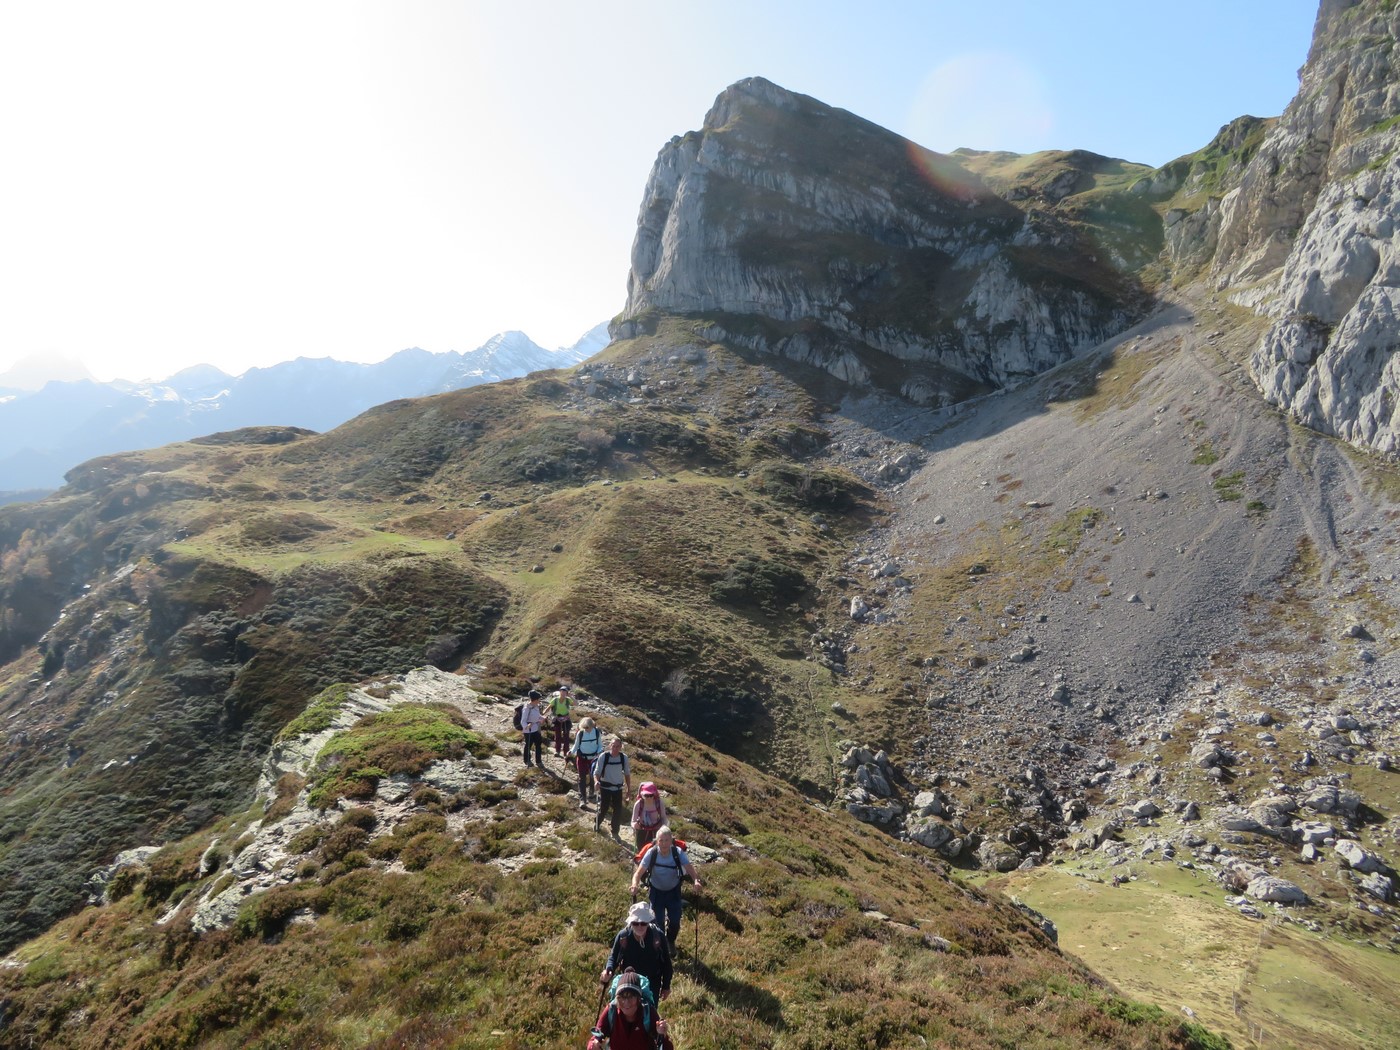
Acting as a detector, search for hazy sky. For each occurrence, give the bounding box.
[1,1,1319,384]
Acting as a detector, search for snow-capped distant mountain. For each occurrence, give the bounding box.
[439,324,609,389]
[0,326,606,495]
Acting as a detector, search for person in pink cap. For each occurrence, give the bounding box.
[630,781,668,849]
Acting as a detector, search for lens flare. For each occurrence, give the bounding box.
[906,51,1055,156]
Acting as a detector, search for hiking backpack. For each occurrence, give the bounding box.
[571,727,601,758]
[512,703,525,731]
[635,842,690,891]
[597,998,658,1045]
[632,838,687,866]
[594,751,627,781]
[606,968,657,1010]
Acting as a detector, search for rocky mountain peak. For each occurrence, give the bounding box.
[699,74,809,130]
[616,76,1146,408]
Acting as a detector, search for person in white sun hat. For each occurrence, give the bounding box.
[600,899,672,1000]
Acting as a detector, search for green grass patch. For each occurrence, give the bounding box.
[1213,471,1246,501]
[1191,441,1221,466]
[994,860,1400,1050]
[276,682,355,741]
[307,704,481,809]
[1044,507,1101,555]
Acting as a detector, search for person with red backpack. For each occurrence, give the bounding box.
[587,970,673,1050]
[630,826,701,950]
[600,901,672,1000]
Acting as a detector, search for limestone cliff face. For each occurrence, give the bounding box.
[1146,115,1272,277]
[616,77,1145,406]
[1214,0,1400,455]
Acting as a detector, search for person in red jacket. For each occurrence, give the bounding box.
[587,970,674,1050]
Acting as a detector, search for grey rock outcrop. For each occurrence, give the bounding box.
[1211,0,1400,456]
[1335,838,1388,873]
[615,77,1144,407]
[1246,875,1309,904]
[1154,116,1273,275]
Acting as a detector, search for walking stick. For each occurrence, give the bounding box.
[593,975,608,1031]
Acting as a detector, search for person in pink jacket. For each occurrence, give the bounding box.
[630,782,668,848]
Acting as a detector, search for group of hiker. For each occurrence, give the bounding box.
[516,683,702,1049]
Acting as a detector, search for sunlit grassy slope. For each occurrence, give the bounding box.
[0,687,1232,1050]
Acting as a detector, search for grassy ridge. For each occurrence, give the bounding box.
[0,702,1230,1050]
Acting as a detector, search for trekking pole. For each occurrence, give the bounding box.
[594,976,607,1029]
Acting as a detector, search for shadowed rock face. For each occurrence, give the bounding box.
[1212,0,1400,455]
[616,76,1147,407]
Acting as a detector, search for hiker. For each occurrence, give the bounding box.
[601,900,672,1000]
[570,715,603,809]
[588,970,673,1050]
[631,782,668,849]
[593,736,632,837]
[547,683,575,757]
[520,690,545,767]
[631,826,700,949]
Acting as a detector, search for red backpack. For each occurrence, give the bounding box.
[632,838,687,865]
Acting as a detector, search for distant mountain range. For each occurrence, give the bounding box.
[0,326,607,496]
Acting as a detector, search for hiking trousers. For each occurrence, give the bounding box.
[649,885,684,947]
[575,753,599,801]
[597,786,624,834]
[552,716,572,755]
[522,731,543,765]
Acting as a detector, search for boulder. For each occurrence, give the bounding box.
[1303,784,1362,817]
[912,791,946,818]
[1335,839,1387,873]
[846,800,902,826]
[1191,743,1226,769]
[908,817,956,851]
[1360,872,1394,902]
[1249,795,1298,828]
[1293,820,1335,845]
[1131,799,1161,820]
[1216,807,1267,834]
[976,840,1023,872]
[1245,875,1308,904]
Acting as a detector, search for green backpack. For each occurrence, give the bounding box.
[597,969,659,1042]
